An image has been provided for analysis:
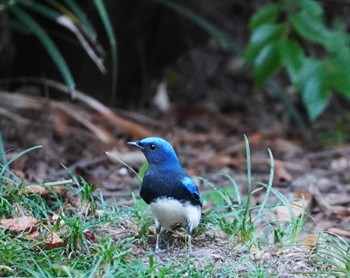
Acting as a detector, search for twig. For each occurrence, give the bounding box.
[0,78,153,138]
[27,179,73,187]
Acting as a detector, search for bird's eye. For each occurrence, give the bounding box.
[149,144,156,150]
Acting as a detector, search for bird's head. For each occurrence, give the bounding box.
[127,137,180,167]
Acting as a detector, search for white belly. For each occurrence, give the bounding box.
[150,198,201,231]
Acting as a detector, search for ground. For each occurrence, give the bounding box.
[0,86,349,276]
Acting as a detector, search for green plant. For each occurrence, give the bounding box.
[0,143,45,217]
[247,259,277,278]
[63,214,92,251]
[2,0,116,99]
[93,237,132,265]
[200,135,310,249]
[245,0,350,120]
[200,136,262,244]
[317,234,350,277]
[130,193,153,248]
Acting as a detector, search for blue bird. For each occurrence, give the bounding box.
[127,137,202,253]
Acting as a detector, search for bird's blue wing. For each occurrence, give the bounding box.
[180,175,202,205]
[181,176,200,195]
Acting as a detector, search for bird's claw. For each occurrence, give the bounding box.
[154,247,165,254]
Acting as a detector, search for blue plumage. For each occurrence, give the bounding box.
[128,137,202,253]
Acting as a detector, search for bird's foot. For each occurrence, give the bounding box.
[154,247,165,254]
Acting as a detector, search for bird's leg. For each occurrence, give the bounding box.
[188,234,192,253]
[186,222,193,254]
[154,219,163,253]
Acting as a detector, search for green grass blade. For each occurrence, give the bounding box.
[63,0,97,40]
[244,135,251,193]
[9,5,76,94]
[153,0,242,55]
[20,1,106,73]
[0,132,7,171]
[60,163,80,187]
[255,148,274,220]
[221,173,242,204]
[19,0,61,20]
[93,0,118,104]
[0,145,42,177]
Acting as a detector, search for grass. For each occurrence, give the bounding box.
[0,138,348,277]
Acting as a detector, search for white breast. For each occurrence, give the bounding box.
[150,198,201,231]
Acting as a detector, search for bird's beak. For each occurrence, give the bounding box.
[127,141,144,150]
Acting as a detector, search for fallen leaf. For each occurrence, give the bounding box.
[49,214,61,225]
[332,206,350,217]
[0,216,37,233]
[273,196,311,222]
[26,230,41,240]
[84,230,96,241]
[45,231,66,250]
[21,185,63,195]
[53,112,71,137]
[296,191,312,200]
[302,234,319,246]
[249,132,264,144]
[274,161,292,184]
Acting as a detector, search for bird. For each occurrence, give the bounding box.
[127,137,202,253]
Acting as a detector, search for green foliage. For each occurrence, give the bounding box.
[318,234,350,276]
[2,0,115,98]
[245,0,350,120]
[130,193,153,248]
[137,162,149,186]
[0,133,7,169]
[201,136,310,248]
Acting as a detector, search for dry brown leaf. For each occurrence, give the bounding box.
[274,201,303,221]
[21,185,63,196]
[273,197,311,222]
[49,214,61,225]
[296,191,312,200]
[45,231,66,250]
[84,230,96,241]
[211,155,243,167]
[274,161,292,183]
[302,234,319,246]
[0,216,37,233]
[26,230,41,241]
[331,206,350,217]
[53,112,71,137]
[7,150,29,173]
[249,132,264,144]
